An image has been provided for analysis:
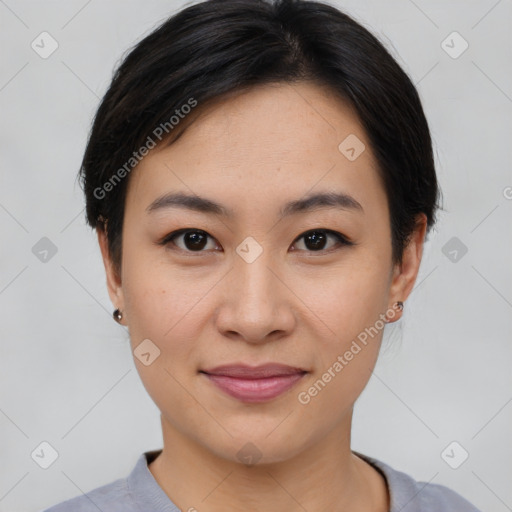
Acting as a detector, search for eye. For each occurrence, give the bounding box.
[159,228,353,254]
[291,229,353,253]
[160,229,220,253]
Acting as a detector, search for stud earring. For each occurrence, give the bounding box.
[113,308,123,323]
[395,301,404,311]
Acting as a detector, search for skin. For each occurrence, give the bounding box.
[98,81,427,511]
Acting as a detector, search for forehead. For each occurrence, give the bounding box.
[125,82,386,220]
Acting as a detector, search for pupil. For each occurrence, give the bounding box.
[185,231,207,250]
[306,231,326,250]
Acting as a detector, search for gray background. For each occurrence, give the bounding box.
[1,0,511,511]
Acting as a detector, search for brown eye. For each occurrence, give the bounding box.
[292,229,353,252]
[161,229,219,252]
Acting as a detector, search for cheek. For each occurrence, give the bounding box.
[294,258,390,343]
[294,256,391,408]
[120,254,199,366]
[121,265,207,421]
[295,268,389,421]
[122,237,201,330]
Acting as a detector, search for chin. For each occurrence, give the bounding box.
[203,429,311,467]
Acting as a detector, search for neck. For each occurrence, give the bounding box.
[148,412,389,512]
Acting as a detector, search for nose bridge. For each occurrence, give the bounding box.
[216,241,293,342]
[234,251,276,307]
[234,244,277,313]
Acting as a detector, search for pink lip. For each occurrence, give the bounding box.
[200,364,307,403]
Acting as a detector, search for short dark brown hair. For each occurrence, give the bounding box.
[79,0,441,275]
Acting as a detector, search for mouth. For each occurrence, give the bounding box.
[199,363,308,403]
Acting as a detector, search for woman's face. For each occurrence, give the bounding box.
[100,82,425,464]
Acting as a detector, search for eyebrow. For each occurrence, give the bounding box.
[146,191,364,218]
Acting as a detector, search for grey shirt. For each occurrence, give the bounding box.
[42,449,481,511]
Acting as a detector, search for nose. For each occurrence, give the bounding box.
[214,249,296,344]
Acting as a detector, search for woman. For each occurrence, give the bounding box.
[43,0,481,510]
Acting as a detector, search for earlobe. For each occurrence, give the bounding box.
[97,227,125,317]
[387,213,428,320]
[384,301,404,323]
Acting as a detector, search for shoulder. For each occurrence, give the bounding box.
[412,480,481,511]
[354,451,482,512]
[40,450,180,512]
[40,476,137,512]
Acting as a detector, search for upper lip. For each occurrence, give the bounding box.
[201,363,307,379]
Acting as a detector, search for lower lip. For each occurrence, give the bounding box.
[203,372,306,403]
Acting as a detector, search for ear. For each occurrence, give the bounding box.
[387,213,428,322]
[97,228,125,323]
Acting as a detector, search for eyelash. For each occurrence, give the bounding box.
[158,228,354,255]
